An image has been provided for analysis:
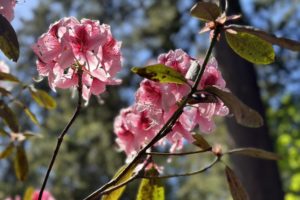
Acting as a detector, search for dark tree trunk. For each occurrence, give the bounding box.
[215,1,284,200]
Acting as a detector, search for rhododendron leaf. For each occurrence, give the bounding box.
[0,143,14,159]
[102,164,137,200]
[136,178,165,200]
[0,101,19,132]
[23,187,35,200]
[24,107,39,125]
[190,2,221,22]
[23,131,39,138]
[0,128,9,136]
[0,72,20,82]
[0,87,11,96]
[225,166,249,200]
[226,147,280,160]
[225,31,275,64]
[226,25,300,51]
[0,14,19,62]
[14,145,29,181]
[30,89,56,109]
[131,64,187,84]
[205,86,263,128]
[192,133,212,150]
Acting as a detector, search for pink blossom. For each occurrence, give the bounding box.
[115,49,228,156]
[0,0,16,22]
[114,106,161,159]
[32,190,55,200]
[0,60,9,73]
[0,60,12,89]
[33,17,122,102]
[135,80,176,112]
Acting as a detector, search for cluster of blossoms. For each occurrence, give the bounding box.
[5,190,55,200]
[31,190,55,200]
[0,0,16,22]
[114,49,228,160]
[32,17,122,102]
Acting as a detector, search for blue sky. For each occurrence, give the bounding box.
[12,0,38,30]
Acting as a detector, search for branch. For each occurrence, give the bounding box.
[147,148,211,156]
[83,26,222,200]
[142,156,220,179]
[38,69,83,200]
[100,156,152,196]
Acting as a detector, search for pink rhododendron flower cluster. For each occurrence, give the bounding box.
[114,49,228,159]
[4,190,55,200]
[32,17,122,102]
[0,0,16,21]
[32,190,56,200]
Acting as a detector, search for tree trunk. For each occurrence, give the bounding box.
[215,1,284,200]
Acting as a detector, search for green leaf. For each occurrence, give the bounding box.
[226,25,300,51]
[0,101,19,132]
[131,64,187,84]
[23,131,39,138]
[225,31,275,64]
[190,2,221,22]
[14,145,29,181]
[0,128,9,136]
[225,166,249,200]
[0,87,11,96]
[136,179,165,200]
[30,89,56,109]
[24,107,39,125]
[0,72,20,82]
[192,133,212,150]
[205,86,263,128]
[226,148,281,160]
[0,143,14,159]
[102,164,137,200]
[0,14,19,62]
[23,187,35,200]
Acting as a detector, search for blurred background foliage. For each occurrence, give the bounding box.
[0,0,299,199]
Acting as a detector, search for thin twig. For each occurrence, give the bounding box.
[83,26,222,200]
[100,156,152,196]
[142,157,220,179]
[38,69,83,200]
[147,148,211,156]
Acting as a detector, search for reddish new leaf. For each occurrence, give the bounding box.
[225,166,249,200]
[190,2,221,22]
[205,86,263,128]
[226,148,280,160]
[192,133,211,150]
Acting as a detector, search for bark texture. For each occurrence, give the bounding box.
[215,1,284,200]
